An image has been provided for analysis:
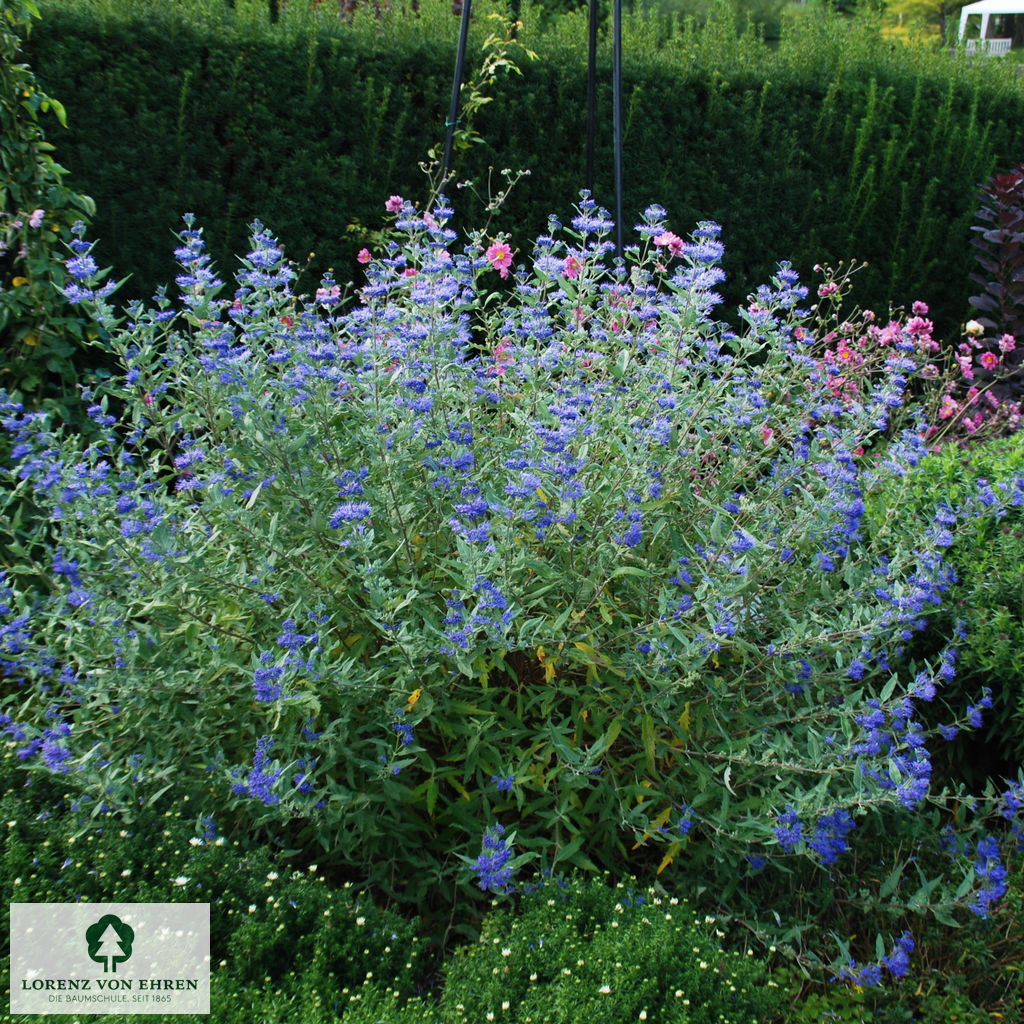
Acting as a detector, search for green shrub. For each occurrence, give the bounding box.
[0,733,788,1023]
[0,0,105,416]
[875,431,1024,779]
[0,743,428,1024]
[342,874,782,1023]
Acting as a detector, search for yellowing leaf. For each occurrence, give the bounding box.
[658,841,683,875]
[22,331,38,347]
[544,660,557,683]
[405,687,422,712]
[410,533,425,561]
[678,702,691,733]
[11,277,28,288]
[651,806,672,830]
[632,807,672,850]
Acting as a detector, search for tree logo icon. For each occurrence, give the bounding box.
[85,914,134,973]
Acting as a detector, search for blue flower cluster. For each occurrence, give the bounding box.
[968,835,1008,918]
[471,823,516,893]
[835,930,915,987]
[230,736,283,806]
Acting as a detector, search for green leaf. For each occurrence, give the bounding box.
[641,713,656,774]
[930,904,961,928]
[548,722,578,764]
[878,860,903,899]
[552,832,585,867]
[879,672,899,702]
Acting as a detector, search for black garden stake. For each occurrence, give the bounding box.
[585,0,625,260]
[443,0,474,176]
[586,0,598,193]
[612,0,623,260]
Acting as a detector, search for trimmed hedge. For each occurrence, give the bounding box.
[18,0,1024,339]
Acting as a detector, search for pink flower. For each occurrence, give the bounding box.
[979,351,999,371]
[761,424,774,446]
[818,282,839,298]
[653,231,684,258]
[999,334,1016,353]
[385,195,404,213]
[357,248,371,264]
[486,241,514,279]
[912,300,929,316]
[316,284,341,306]
[938,395,959,419]
[492,339,513,375]
[876,322,901,347]
[29,208,44,229]
[563,254,582,279]
[906,315,934,340]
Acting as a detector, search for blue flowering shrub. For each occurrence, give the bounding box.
[2,194,1023,978]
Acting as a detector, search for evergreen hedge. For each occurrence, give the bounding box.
[19,0,1024,338]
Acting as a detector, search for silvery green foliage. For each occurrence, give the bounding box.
[2,194,1022,977]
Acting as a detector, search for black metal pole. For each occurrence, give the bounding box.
[612,0,623,261]
[585,0,598,193]
[443,0,473,177]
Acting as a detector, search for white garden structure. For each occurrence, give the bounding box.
[958,0,1020,54]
